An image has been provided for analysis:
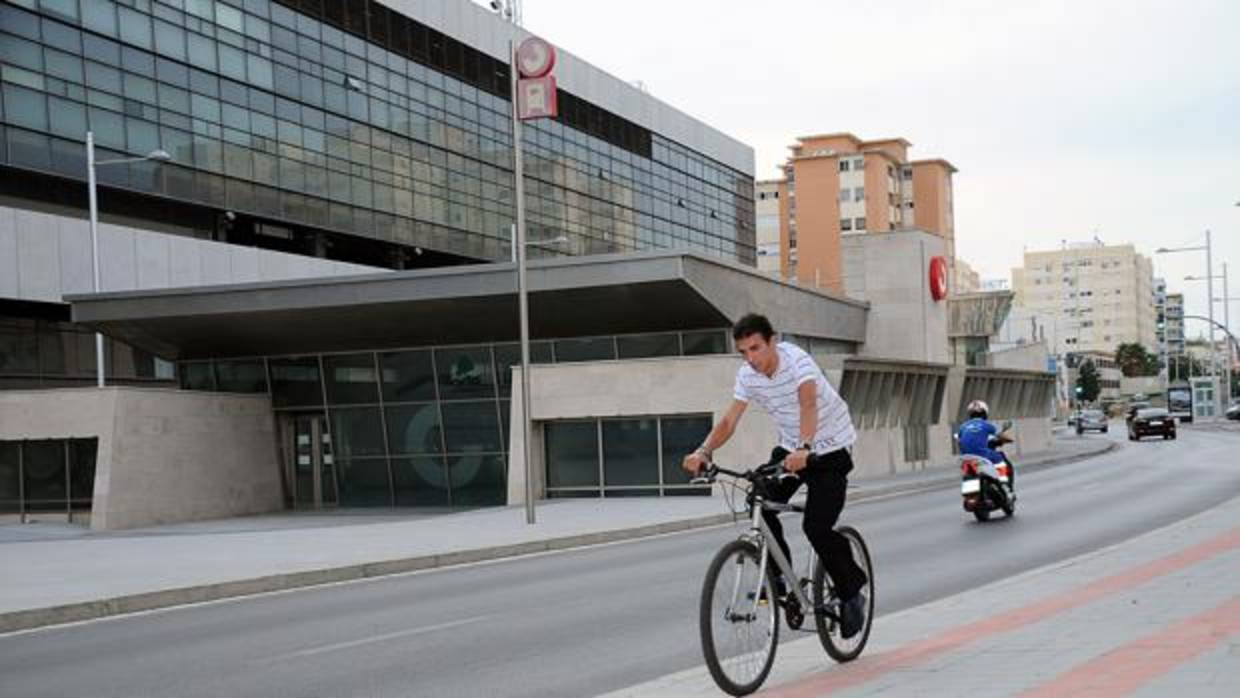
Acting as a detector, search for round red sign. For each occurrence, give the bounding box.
[929,256,949,301]
[517,37,556,78]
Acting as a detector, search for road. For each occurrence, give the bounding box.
[3,426,1239,698]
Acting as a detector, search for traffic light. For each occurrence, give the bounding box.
[1075,385,1084,397]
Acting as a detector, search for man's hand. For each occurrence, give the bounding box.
[785,449,809,473]
[683,451,709,475]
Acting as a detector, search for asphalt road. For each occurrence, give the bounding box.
[3,426,1239,698]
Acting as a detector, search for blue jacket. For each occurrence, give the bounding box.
[958,418,1004,464]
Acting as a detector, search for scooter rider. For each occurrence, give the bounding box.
[957,400,1016,490]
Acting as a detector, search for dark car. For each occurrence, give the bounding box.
[1226,400,1240,421]
[1128,407,1176,441]
[1076,409,1108,434]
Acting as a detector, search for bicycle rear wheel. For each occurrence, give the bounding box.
[812,525,874,662]
[699,539,780,696]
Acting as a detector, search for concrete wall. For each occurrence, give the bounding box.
[842,230,950,363]
[504,352,1055,504]
[0,205,381,305]
[987,342,1050,371]
[0,388,281,529]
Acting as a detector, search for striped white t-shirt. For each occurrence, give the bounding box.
[733,341,856,454]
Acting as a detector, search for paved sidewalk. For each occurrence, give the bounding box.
[0,435,1112,633]
[602,492,1240,698]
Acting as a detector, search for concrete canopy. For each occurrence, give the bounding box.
[69,251,868,360]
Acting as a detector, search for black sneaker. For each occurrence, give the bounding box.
[839,592,865,639]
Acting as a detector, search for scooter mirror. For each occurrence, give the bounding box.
[1002,420,1013,430]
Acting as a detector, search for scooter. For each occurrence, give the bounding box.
[958,421,1016,522]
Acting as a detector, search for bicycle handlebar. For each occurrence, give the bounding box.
[692,461,786,484]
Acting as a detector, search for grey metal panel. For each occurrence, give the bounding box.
[198,243,231,284]
[134,232,171,290]
[56,216,92,297]
[228,246,261,285]
[98,224,137,293]
[168,236,205,288]
[0,207,21,299]
[16,210,61,302]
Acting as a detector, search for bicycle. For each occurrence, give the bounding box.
[693,462,875,696]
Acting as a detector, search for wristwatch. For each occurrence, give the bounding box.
[798,441,813,453]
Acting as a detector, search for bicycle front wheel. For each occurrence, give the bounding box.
[812,525,874,662]
[699,539,780,696]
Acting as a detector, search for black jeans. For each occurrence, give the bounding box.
[761,447,867,602]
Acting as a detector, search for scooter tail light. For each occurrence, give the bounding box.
[961,458,977,476]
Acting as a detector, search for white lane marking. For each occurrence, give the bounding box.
[259,615,490,663]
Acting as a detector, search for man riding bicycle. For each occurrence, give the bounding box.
[683,313,868,638]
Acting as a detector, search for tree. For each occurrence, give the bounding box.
[1167,355,1206,382]
[1076,360,1101,403]
[1115,342,1159,377]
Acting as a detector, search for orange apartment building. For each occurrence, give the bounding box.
[772,133,957,293]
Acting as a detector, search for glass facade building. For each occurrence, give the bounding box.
[0,0,756,269]
[180,329,729,508]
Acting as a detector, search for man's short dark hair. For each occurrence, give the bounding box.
[732,313,775,342]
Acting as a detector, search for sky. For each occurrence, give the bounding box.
[511,0,1240,340]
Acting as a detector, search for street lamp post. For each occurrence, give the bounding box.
[1156,230,1217,403]
[86,131,171,387]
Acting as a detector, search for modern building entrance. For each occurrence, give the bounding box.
[281,413,338,509]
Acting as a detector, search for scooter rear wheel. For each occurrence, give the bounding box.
[973,508,991,522]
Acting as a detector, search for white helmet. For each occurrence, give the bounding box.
[966,399,989,419]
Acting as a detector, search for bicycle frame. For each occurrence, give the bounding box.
[740,495,816,613]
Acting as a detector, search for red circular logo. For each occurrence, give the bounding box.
[517,37,556,78]
[929,256,949,301]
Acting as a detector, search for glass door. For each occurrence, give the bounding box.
[288,413,337,509]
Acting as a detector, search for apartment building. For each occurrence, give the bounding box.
[1011,242,1158,356]
[1164,292,1186,358]
[772,133,956,293]
[954,258,981,294]
[755,179,781,274]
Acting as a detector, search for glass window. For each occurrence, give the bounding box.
[616,333,679,359]
[440,401,502,453]
[214,359,266,392]
[602,419,658,487]
[660,416,712,491]
[681,329,728,356]
[154,20,186,61]
[379,349,435,402]
[329,406,385,458]
[81,1,118,38]
[392,456,449,506]
[553,337,615,363]
[126,117,159,155]
[67,438,98,510]
[545,421,599,489]
[44,49,82,83]
[269,356,322,407]
[435,346,496,400]
[3,84,48,131]
[47,96,86,139]
[41,19,81,53]
[448,453,505,507]
[335,457,390,507]
[1,35,41,72]
[186,32,217,72]
[85,62,122,93]
[218,43,246,81]
[385,403,442,455]
[246,54,273,89]
[117,7,153,50]
[215,3,244,32]
[490,341,553,397]
[123,73,156,104]
[22,440,66,512]
[323,353,378,404]
[0,442,19,512]
[180,361,215,390]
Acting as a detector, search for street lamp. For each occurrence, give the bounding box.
[1155,231,1217,408]
[1185,264,1232,404]
[86,130,172,387]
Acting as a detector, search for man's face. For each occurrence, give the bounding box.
[735,332,777,375]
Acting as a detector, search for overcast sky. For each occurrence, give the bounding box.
[515,0,1240,339]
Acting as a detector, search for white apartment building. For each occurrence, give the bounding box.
[1011,242,1158,356]
[755,180,782,275]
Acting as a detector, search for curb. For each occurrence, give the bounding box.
[0,439,1117,635]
